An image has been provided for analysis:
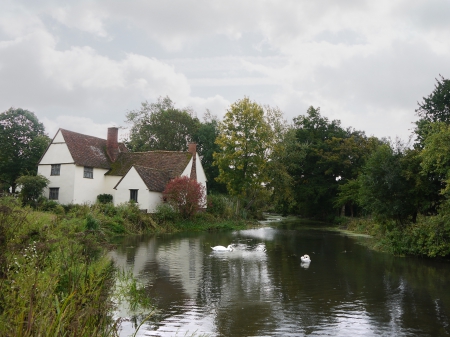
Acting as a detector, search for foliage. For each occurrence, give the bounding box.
[416,75,450,124]
[357,141,433,225]
[125,96,201,152]
[0,108,50,192]
[153,203,180,224]
[286,106,377,219]
[214,97,273,209]
[97,193,113,204]
[0,197,118,337]
[420,122,450,196]
[414,75,450,147]
[193,111,227,194]
[15,174,49,207]
[206,194,236,219]
[162,176,206,218]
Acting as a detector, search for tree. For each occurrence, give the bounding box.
[0,108,50,193]
[416,75,450,124]
[16,174,49,207]
[358,141,429,225]
[193,111,227,194]
[162,176,206,218]
[420,122,450,197]
[414,75,450,147]
[125,96,201,152]
[287,107,348,218]
[213,97,273,209]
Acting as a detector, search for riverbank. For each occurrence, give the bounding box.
[0,196,255,336]
[334,216,450,259]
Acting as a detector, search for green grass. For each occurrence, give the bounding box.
[0,196,255,336]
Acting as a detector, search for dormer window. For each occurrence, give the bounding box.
[84,167,93,179]
[51,164,61,176]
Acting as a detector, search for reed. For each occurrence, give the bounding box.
[0,196,119,336]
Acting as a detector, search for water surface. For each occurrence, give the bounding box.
[110,220,450,336]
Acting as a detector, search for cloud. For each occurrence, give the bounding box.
[2,0,450,142]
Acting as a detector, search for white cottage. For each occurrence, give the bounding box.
[37,127,207,212]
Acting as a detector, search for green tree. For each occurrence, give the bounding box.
[193,111,227,194]
[0,108,50,193]
[420,122,450,196]
[288,107,348,218]
[16,174,49,207]
[358,141,429,225]
[125,96,201,152]
[414,75,450,147]
[213,97,273,210]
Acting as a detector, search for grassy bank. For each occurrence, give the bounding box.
[339,215,450,259]
[0,195,255,336]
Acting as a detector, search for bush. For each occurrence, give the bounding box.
[85,213,100,230]
[15,174,49,208]
[206,194,235,218]
[153,203,180,224]
[97,193,113,204]
[162,176,205,218]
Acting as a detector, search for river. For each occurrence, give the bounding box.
[110,219,450,336]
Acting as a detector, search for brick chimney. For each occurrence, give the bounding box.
[188,143,197,180]
[107,127,119,162]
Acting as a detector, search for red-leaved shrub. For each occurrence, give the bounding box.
[162,176,206,218]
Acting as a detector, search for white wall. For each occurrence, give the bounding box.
[114,167,163,212]
[42,164,76,204]
[180,154,208,207]
[73,166,111,204]
[39,131,73,165]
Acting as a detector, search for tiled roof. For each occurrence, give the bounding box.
[134,166,171,192]
[59,128,194,192]
[60,129,128,169]
[107,151,192,177]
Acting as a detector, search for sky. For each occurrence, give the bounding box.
[1,0,450,143]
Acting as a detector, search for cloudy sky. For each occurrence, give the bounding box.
[1,0,450,142]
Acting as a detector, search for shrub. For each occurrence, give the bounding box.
[97,193,113,204]
[162,176,205,218]
[85,213,100,230]
[15,174,49,207]
[153,203,179,224]
[206,194,234,218]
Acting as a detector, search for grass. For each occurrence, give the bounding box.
[0,195,255,336]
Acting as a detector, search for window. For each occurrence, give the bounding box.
[84,167,93,179]
[130,189,138,202]
[51,164,61,176]
[49,188,59,200]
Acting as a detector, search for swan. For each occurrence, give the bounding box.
[300,254,311,263]
[211,244,233,252]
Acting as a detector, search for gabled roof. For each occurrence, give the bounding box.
[117,165,171,192]
[107,151,192,177]
[60,129,128,169]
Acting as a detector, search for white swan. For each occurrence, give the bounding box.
[211,244,233,252]
[301,254,311,263]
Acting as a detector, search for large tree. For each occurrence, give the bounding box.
[358,141,434,225]
[193,111,227,194]
[0,108,50,193]
[287,107,347,218]
[213,97,273,209]
[125,96,201,152]
[414,75,450,147]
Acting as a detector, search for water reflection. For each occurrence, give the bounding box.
[110,222,450,337]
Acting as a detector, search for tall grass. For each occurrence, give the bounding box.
[0,196,118,336]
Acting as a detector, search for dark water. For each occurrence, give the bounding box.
[110,220,450,337]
